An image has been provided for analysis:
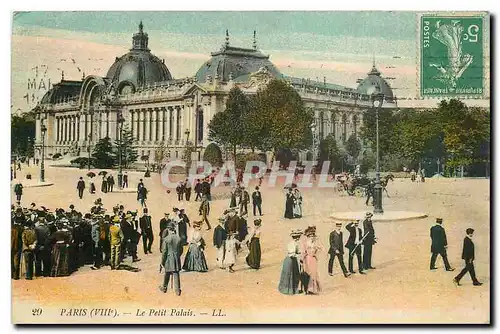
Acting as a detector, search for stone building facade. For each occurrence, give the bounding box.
[33,23,396,166]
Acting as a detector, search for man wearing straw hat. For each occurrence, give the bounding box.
[328,222,350,278]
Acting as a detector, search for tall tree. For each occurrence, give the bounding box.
[360,107,398,160]
[318,134,341,173]
[255,79,313,158]
[115,125,138,169]
[11,114,36,158]
[92,137,115,168]
[208,87,251,163]
[345,134,361,164]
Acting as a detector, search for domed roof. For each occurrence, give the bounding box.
[356,62,394,99]
[106,22,172,94]
[195,30,282,83]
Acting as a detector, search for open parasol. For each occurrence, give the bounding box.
[98,171,108,177]
[86,171,96,178]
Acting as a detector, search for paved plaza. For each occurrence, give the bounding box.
[12,164,490,324]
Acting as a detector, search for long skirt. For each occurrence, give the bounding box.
[182,244,208,272]
[50,243,70,277]
[302,255,321,294]
[293,203,302,218]
[246,237,261,269]
[284,200,294,219]
[230,195,237,208]
[278,256,300,295]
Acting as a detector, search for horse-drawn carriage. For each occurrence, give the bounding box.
[334,173,394,197]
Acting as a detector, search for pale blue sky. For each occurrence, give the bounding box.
[12,11,423,112]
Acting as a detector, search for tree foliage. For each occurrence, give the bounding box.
[11,114,36,158]
[360,99,490,175]
[91,137,115,168]
[255,80,313,155]
[203,143,223,167]
[318,134,341,173]
[208,87,251,163]
[345,134,361,163]
[115,125,138,169]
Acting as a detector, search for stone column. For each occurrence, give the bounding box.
[76,115,80,142]
[159,107,164,142]
[64,116,68,143]
[138,109,144,143]
[167,106,173,141]
[150,108,155,142]
[154,108,160,142]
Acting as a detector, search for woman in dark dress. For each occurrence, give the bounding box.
[182,222,208,272]
[101,176,108,193]
[246,219,262,269]
[284,188,295,219]
[278,229,302,295]
[229,187,238,208]
[49,222,72,277]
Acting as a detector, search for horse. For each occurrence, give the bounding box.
[380,174,394,197]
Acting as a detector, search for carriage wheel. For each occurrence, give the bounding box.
[354,186,365,197]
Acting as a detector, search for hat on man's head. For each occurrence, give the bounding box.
[173,207,179,212]
[365,212,373,218]
[69,204,75,210]
[336,222,342,227]
[143,208,148,214]
[254,218,262,226]
[436,218,443,224]
[466,228,475,235]
[290,229,303,237]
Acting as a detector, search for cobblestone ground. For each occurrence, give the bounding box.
[11,164,490,324]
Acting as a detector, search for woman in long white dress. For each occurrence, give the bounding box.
[293,189,303,218]
[223,232,240,273]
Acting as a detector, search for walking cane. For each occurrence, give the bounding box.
[350,232,370,257]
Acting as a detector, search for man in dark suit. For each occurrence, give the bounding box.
[201,178,211,201]
[430,218,455,271]
[159,213,171,252]
[159,222,183,296]
[139,208,154,254]
[328,222,350,278]
[454,228,482,286]
[239,187,250,216]
[252,186,263,216]
[362,212,376,270]
[194,179,202,201]
[77,177,85,199]
[345,221,365,274]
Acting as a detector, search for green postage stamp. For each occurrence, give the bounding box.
[419,13,489,98]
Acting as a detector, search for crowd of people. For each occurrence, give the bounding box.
[11,199,145,280]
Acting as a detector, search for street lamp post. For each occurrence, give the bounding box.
[117,112,125,189]
[40,123,47,183]
[87,134,92,170]
[371,93,384,214]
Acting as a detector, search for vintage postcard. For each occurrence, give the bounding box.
[11,11,490,324]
